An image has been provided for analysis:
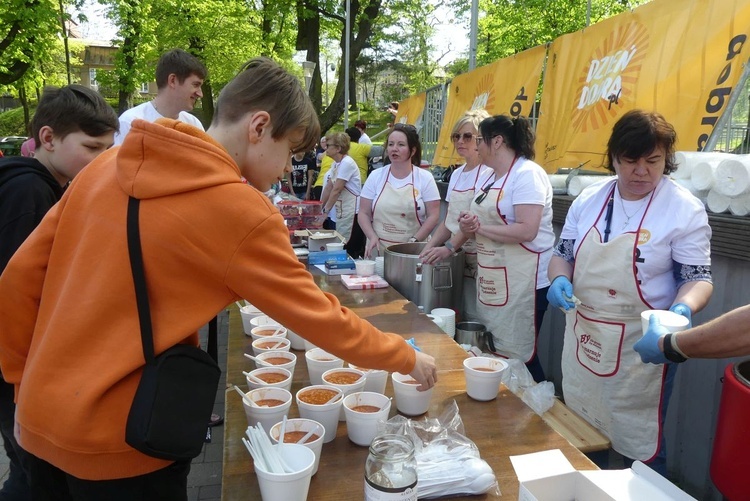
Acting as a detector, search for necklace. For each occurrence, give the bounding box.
[618,193,648,229]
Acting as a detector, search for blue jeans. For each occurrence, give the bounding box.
[0,377,31,501]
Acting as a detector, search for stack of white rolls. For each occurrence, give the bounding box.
[670,151,750,215]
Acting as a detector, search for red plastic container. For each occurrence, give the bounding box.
[710,360,750,500]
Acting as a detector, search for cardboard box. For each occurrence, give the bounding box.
[510,450,696,501]
[299,230,346,252]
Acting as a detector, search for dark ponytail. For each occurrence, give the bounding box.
[478,114,536,160]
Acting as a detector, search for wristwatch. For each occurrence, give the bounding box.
[663,334,687,363]
[443,241,458,256]
[408,237,418,243]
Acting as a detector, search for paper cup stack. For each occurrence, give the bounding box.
[374,257,385,277]
[430,308,456,337]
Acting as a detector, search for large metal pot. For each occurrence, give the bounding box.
[384,242,464,313]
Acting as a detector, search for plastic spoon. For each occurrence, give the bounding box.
[242,371,266,386]
[232,385,257,407]
[277,415,287,449]
[296,428,317,444]
[244,353,269,367]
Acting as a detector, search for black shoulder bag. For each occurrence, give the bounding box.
[125,196,221,461]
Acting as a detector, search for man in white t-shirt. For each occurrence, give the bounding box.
[114,49,207,145]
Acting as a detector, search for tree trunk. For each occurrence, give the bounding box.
[298,0,322,112]
[319,0,382,133]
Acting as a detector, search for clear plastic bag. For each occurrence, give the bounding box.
[378,401,501,499]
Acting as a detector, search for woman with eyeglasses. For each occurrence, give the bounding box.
[420,110,491,321]
[457,115,554,382]
[320,132,361,243]
[547,110,712,474]
[358,123,440,257]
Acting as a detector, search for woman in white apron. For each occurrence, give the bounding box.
[421,110,491,322]
[547,110,713,474]
[320,132,361,243]
[458,115,555,382]
[358,124,441,258]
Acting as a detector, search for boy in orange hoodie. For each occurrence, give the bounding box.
[0,58,436,500]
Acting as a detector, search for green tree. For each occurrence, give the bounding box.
[477,0,650,63]
[0,0,74,85]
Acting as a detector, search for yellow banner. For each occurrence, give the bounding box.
[432,45,547,167]
[536,0,750,173]
[394,93,427,126]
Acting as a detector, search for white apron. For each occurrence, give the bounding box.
[330,160,358,242]
[370,168,422,254]
[472,162,540,361]
[561,186,667,460]
[445,166,482,321]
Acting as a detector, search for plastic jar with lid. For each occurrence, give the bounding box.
[364,434,418,501]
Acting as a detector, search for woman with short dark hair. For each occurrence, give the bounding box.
[458,114,554,382]
[547,109,713,474]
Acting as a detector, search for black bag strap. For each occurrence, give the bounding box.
[126,197,218,364]
[127,197,156,364]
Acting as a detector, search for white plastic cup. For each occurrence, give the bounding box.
[426,314,447,332]
[391,372,433,416]
[431,307,456,337]
[242,387,292,434]
[240,304,263,334]
[349,363,388,394]
[640,309,690,336]
[255,350,297,373]
[252,337,291,357]
[270,418,325,476]
[463,357,508,401]
[246,367,292,392]
[250,325,288,343]
[250,315,306,351]
[322,368,367,421]
[305,348,344,385]
[343,392,391,446]
[296,385,344,444]
[250,315,281,330]
[326,242,345,251]
[374,256,385,277]
[285,329,307,351]
[303,337,318,351]
[254,443,315,501]
[355,259,376,276]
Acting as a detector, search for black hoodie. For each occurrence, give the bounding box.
[0,156,64,273]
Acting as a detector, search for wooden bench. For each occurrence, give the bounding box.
[541,399,610,453]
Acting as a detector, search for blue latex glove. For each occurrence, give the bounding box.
[670,302,693,328]
[634,314,670,364]
[547,276,576,311]
[406,337,422,352]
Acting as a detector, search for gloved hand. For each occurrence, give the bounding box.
[670,302,692,328]
[547,276,576,311]
[634,314,670,364]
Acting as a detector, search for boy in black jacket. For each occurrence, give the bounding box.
[0,84,117,500]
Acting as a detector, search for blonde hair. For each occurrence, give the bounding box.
[452,109,491,136]
[324,132,351,155]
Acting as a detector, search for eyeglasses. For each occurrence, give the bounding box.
[451,132,476,143]
[474,176,498,205]
[392,123,417,132]
[475,135,501,146]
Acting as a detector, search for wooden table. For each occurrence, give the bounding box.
[222,273,596,500]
